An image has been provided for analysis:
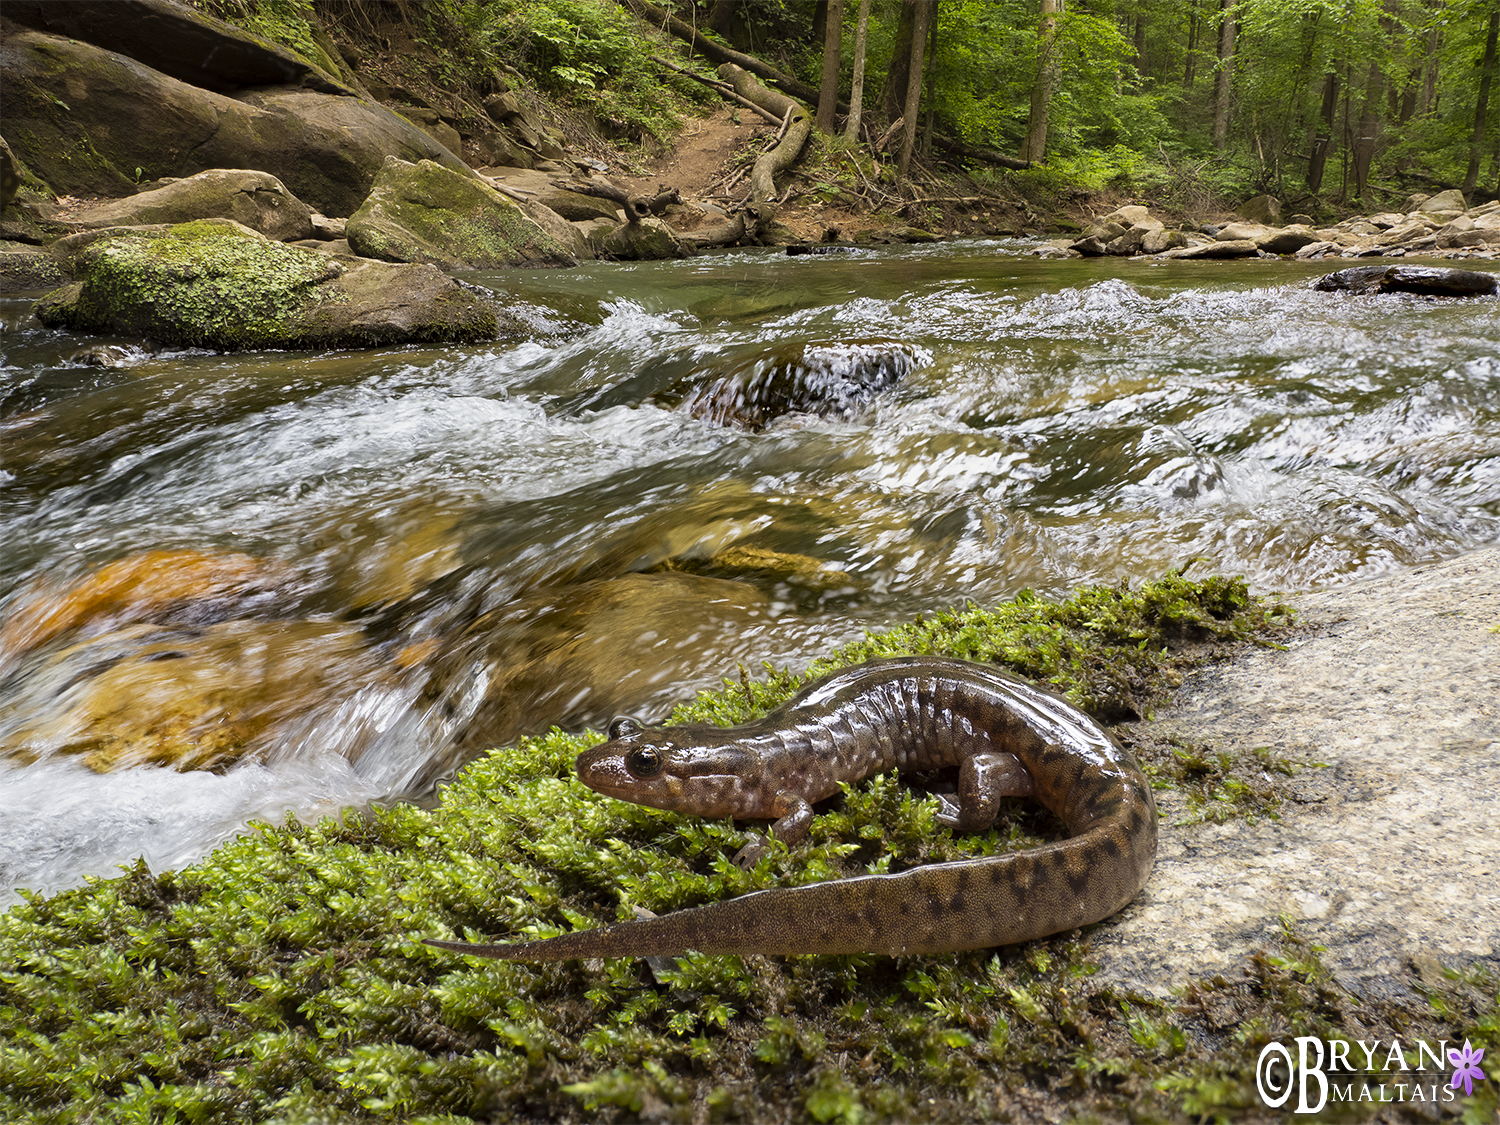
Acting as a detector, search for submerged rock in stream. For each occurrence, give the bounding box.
[564,340,924,430]
[412,571,775,789]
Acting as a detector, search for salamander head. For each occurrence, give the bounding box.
[576,716,767,818]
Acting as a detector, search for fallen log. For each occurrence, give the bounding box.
[549,177,678,221]
[931,134,1031,170]
[649,55,783,126]
[620,0,826,106]
[717,63,811,222]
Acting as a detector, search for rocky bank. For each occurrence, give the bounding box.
[1095,546,1500,1002]
[1044,189,1500,265]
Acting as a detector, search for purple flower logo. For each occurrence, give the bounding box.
[1449,1039,1486,1097]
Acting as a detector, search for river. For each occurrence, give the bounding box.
[2,241,1497,902]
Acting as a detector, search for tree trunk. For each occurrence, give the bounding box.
[1419,21,1441,118]
[881,0,918,122]
[1212,0,1238,150]
[1306,68,1340,193]
[1022,0,1063,164]
[1184,0,1200,88]
[898,0,935,177]
[718,63,812,229]
[1464,8,1500,194]
[1351,59,1385,199]
[921,3,938,156]
[843,0,871,141]
[706,1,739,41]
[816,0,845,133]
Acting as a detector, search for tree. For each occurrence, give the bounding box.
[1212,0,1238,150]
[898,0,936,176]
[1464,5,1499,192]
[1022,0,1064,163]
[1306,68,1341,192]
[881,0,918,122]
[843,0,871,141]
[816,0,846,132]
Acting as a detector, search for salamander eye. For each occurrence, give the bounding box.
[608,716,643,740]
[625,746,663,778]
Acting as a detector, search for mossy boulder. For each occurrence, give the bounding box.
[0,242,65,293]
[2,28,467,216]
[601,216,693,261]
[2,0,350,93]
[33,219,511,350]
[0,136,18,212]
[63,169,314,242]
[347,157,577,270]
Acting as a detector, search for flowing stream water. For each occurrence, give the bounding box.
[3,241,1498,902]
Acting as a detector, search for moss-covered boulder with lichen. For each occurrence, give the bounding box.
[347,157,577,270]
[32,219,513,350]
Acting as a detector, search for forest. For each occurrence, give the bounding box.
[248,0,1500,212]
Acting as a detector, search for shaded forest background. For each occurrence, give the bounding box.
[206,0,1500,210]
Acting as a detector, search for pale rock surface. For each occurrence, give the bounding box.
[1092,548,1500,1001]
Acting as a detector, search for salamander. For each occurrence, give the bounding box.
[426,655,1157,959]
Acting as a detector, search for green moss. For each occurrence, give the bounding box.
[37,221,339,350]
[4,576,1493,1123]
[348,160,574,269]
[33,221,504,350]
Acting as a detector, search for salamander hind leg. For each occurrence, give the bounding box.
[935,751,1035,832]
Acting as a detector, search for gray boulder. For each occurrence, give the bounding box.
[601,216,692,261]
[33,219,513,349]
[62,170,314,242]
[1417,188,1467,213]
[1238,194,1282,224]
[1215,221,1273,242]
[2,0,350,93]
[347,158,577,270]
[3,29,469,215]
[1166,239,1261,260]
[517,199,592,261]
[1255,225,1321,255]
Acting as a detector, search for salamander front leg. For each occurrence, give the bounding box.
[935,751,1035,832]
[733,793,815,868]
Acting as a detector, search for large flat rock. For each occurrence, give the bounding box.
[1093,547,1500,998]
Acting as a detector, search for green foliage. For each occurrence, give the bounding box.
[194,0,327,68]
[423,0,708,144]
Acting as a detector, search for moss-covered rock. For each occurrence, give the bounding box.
[347,157,577,270]
[601,215,693,261]
[63,169,314,242]
[0,241,65,293]
[33,219,509,350]
[2,0,351,94]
